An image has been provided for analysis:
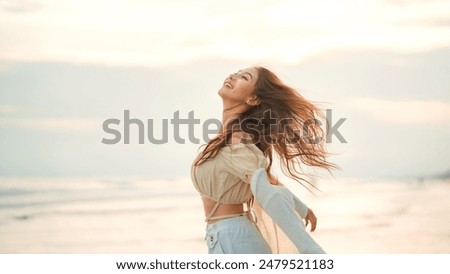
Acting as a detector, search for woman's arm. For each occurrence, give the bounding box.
[251,168,326,253]
[291,191,317,232]
[231,131,318,232]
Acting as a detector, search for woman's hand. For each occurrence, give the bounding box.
[304,208,317,232]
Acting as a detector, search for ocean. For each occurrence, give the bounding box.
[1,175,449,253]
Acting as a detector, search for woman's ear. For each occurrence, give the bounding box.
[247,96,260,106]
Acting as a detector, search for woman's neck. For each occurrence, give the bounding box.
[221,101,247,130]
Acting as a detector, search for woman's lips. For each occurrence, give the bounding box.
[224,81,233,88]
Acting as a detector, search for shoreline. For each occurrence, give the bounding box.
[1,177,449,253]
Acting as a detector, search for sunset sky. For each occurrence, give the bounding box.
[1,0,450,66]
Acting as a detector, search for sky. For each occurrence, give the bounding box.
[0,0,449,181]
[2,0,450,66]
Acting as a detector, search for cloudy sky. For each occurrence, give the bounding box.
[1,0,449,181]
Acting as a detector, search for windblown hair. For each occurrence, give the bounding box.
[193,66,341,190]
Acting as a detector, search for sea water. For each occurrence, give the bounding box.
[0,176,449,253]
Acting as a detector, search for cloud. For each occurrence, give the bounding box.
[346,98,450,125]
[395,17,450,27]
[0,0,42,13]
[0,0,450,66]
[0,105,19,113]
[0,117,100,132]
[383,0,443,6]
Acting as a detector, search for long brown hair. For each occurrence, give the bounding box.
[193,66,341,190]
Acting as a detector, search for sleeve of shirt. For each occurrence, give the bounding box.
[219,143,269,184]
[293,194,309,219]
[250,167,326,254]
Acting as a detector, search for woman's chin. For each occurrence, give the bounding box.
[218,88,226,96]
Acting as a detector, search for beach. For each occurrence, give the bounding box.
[0,175,449,254]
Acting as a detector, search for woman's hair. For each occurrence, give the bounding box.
[193,66,341,190]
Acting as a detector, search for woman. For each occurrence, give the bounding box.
[190,66,340,254]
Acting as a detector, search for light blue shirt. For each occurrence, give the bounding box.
[251,167,326,254]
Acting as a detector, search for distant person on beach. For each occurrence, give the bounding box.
[190,66,340,253]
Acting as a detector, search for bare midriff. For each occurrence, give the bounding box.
[201,196,245,224]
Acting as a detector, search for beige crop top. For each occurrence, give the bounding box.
[190,143,269,222]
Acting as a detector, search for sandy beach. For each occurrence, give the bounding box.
[0,175,449,254]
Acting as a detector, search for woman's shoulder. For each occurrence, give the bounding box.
[227,131,253,145]
[222,132,258,148]
[221,143,261,155]
[219,132,265,159]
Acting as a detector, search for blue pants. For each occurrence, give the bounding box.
[204,215,272,254]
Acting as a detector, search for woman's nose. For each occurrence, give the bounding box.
[229,72,237,79]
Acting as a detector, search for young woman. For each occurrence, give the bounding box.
[190,66,340,254]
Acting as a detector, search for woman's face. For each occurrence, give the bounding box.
[218,67,258,104]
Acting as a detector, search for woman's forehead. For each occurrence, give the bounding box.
[238,67,258,79]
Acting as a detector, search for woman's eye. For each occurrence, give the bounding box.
[242,76,248,80]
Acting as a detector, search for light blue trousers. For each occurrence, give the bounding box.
[204,215,272,254]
